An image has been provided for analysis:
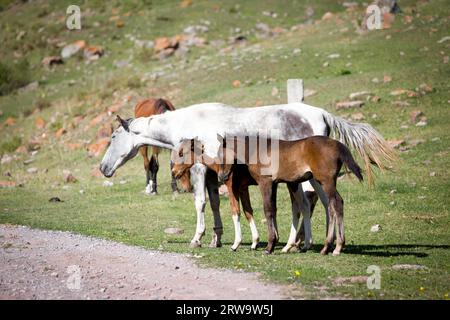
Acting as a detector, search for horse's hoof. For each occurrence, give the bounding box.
[209,241,222,248]
[250,243,258,251]
[230,247,237,252]
[332,250,341,256]
[264,249,273,255]
[320,247,329,255]
[190,241,201,248]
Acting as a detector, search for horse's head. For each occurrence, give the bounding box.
[100,115,140,178]
[171,138,203,179]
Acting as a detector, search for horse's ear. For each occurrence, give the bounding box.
[217,133,226,147]
[190,136,198,152]
[116,115,130,132]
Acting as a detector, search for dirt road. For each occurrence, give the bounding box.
[0,224,289,300]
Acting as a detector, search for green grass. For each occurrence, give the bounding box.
[0,0,449,299]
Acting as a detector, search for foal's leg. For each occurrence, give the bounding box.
[310,179,331,241]
[240,187,260,250]
[282,183,301,253]
[206,169,223,248]
[296,181,317,242]
[259,180,278,254]
[189,163,207,247]
[140,146,152,195]
[148,152,159,194]
[320,180,338,255]
[332,191,345,256]
[284,183,312,253]
[227,178,242,251]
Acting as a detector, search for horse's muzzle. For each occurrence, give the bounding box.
[100,163,114,178]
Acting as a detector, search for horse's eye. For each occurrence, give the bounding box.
[178,150,183,157]
[112,135,116,139]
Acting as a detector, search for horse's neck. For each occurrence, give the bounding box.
[132,117,175,150]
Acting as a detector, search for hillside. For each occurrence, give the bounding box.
[0,0,449,299]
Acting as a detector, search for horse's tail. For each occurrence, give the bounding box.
[155,98,176,113]
[322,111,397,185]
[338,142,363,182]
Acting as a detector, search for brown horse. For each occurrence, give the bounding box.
[134,98,191,194]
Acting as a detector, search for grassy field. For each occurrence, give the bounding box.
[0,0,449,299]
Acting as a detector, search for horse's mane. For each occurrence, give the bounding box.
[155,98,176,113]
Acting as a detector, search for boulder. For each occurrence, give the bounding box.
[61,40,86,59]
[42,56,63,67]
[336,101,364,110]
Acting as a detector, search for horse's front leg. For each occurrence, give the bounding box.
[206,169,223,248]
[282,183,301,253]
[147,153,159,195]
[169,160,179,193]
[227,178,242,251]
[189,163,207,247]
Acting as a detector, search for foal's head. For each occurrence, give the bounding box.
[171,138,204,179]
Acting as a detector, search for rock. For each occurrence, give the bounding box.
[322,61,329,67]
[370,96,381,103]
[390,89,409,96]
[293,48,301,55]
[255,23,271,36]
[55,128,67,138]
[91,168,103,178]
[383,75,392,83]
[20,81,39,92]
[164,227,184,235]
[410,110,424,123]
[416,120,427,127]
[429,172,436,177]
[336,101,364,110]
[63,170,77,183]
[370,224,382,232]
[61,40,86,59]
[4,117,16,126]
[418,83,433,94]
[96,123,113,139]
[87,138,109,157]
[49,197,62,202]
[35,117,46,129]
[437,36,450,44]
[154,37,172,52]
[116,20,125,28]
[184,25,209,34]
[42,56,63,67]
[180,0,193,8]
[232,80,241,88]
[84,46,104,61]
[27,167,38,174]
[321,12,334,20]
[349,91,371,100]
[158,48,175,60]
[333,276,368,285]
[407,91,420,98]
[1,154,13,165]
[387,140,405,149]
[15,146,28,154]
[392,264,429,271]
[371,77,379,83]
[134,40,154,49]
[392,101,410,107]
[327,53,340,59]
[103,181,114,187]
[0,181,17,188]
[351,112,365,121]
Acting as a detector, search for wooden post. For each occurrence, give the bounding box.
[287,79,304,103]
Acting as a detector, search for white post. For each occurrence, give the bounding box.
[287,79,304,103]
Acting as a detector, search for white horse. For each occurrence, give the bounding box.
[100,102,394,252]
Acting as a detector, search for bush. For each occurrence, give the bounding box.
[0,136,22,153]
[0,60,31,96]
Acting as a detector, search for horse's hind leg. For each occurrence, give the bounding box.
[240,187,259,250]
[170,160,179,193]
[332,191,345,256]
[320,180,338,255]
[147,150,159,195]
[259,180,278,254]
[140,146,152,195]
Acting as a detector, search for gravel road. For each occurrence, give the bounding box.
[0,224,289,300]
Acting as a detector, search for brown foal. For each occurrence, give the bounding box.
[173,135,363,255]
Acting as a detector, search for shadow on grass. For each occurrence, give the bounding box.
[167,240,449,257]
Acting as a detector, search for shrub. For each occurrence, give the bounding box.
[0,60,31,95]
